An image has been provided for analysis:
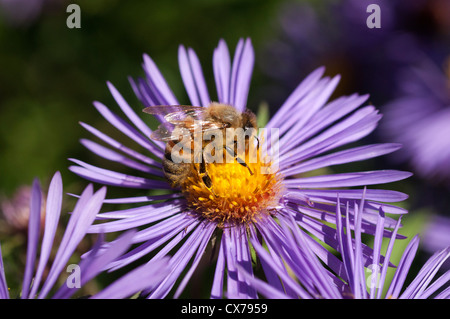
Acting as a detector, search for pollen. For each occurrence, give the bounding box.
[181,147,284,226]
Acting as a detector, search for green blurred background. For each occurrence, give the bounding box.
[0,0,289,195]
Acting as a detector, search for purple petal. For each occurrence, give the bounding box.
[80,139,164,177]
[274,76,332,140]
[188,48,211,107]
[400,247,450,299]
[249,235,311,299]
[173,223,216,298]
[344,202,356,287]
[88,205,182,233]
[386,235,420,298]
[100,193,182,204]
[0,245,9,299]
[256,218,317,297]
[291,188,409,203]
[236,264,289,299]
[223,228,239,298]
[142,53,179,105]
[230,38,254,112]
[284,170,412,188]
[21,178,42,299]
[134,76,159,107]
[179,45,201,106]
[178,46,211,107]
[335,197,354,290]
[148,222,215,298]
[284,190,408,219]
[80,121,163,166]
[353,196,368,299]
[92,101,161,155]
[284,193,405,232]
[38,186,106,299]
[29,172,63,298]
[282,143,402,177]
[107,81,158,142]
[286,206,383,274]
[136,218,200,265]
[283,210,350,284]
[278,75,341,151]
[421,270,450,299]
[282,94,369,149]
[213,39,231,104]
[132,212,192,244]
[369,208,386,299]
[211,234,226,299]
[237,226,258,299]
[436,286,450,299]
[94,201,183,220]
[280,215,342,298]
[53,230,136,299]
[231,225,257,299]
[248,226,287,295]
[258,227,299,298]
[128,76,148,105]
[377,215,403,299]
[266,66,325,130]
[107,216,197,271]
[280,105,381,166]
[69,158,171,190]
[229,38,244,108]
[92,257,170,299]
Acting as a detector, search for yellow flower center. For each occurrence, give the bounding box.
[182,147,283,226]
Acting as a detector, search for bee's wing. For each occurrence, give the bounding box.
[150,121,227,141]
[143,105,207,124]
[145,105,204,141]
[144,105,227,141]
[150,124,192,141]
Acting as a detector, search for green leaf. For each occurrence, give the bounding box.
[256,101,270,128]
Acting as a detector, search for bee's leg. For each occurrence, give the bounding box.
[199,159,212,188]
[198,151,218,195]
[254,135,260,150]
[223,145,253,175]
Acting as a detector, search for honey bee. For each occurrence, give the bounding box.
[143,102,258,190]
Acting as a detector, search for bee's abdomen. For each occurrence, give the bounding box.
[163,140,194,188]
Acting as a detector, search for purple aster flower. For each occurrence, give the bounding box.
[1,185,46,233]
[380,57,450,183]
[0,171,169,299]
[239,191,450,299]
[422,215,450,271]
[70,38,412,298]
[423,215,450,254]
[0,0,44,27]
